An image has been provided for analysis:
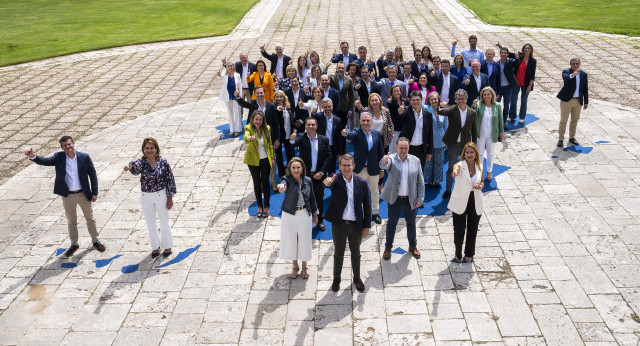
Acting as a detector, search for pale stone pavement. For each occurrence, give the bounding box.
[1,0,640,345]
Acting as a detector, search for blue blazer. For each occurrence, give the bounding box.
[313,112,345,155]
[331,53,358,64]
[345,128,384,176]
[323,87,341,116]
[323,172,372,232]
[32,151,98,201]
[462,73,490,106]
[481,60,501,93]
[557,68,588,105]
[355,59,376,78]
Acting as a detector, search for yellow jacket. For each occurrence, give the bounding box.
[243,124,274,167]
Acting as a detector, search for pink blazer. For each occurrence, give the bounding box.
[409,84,436,105]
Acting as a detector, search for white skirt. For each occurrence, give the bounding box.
[280,209,313,261]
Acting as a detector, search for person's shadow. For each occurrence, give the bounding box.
[430,263,474,317]
[250,274,300,339]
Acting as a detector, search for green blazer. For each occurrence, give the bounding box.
[243,124,274,166]
[474,101,504,143]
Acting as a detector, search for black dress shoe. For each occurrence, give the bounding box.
[568,138,579,145]
[162,251,172,258]
[65,244,80,257]
[318,223,326,231]
[442,190,451,199]
[92,241,106,252]
[557,140,564,147]
[373,214,382,224]
[331,278,340,292]
[353,278,365,292]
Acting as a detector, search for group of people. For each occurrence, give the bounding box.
[24,36,589,295]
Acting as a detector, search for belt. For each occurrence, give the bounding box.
[242,87,250,90]
[397,195,408,199]
[68,189,83,194]
[343,220,356,224]
[296,206,306,211]
[572,97,579,99]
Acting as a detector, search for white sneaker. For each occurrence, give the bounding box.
[506,118,513,123]
[518,119,525,125]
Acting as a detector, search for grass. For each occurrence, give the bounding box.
[460,0,640,36]
[0,0,258,66]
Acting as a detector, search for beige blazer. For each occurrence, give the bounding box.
[447,160,484,215]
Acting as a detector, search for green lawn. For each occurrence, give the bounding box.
[0,0,258,66]
[460,0,640,36]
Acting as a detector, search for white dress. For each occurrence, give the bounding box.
[279,181,313,261]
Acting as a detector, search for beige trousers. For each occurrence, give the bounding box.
[356,169,380,214]
[62,193,98,244]
[558,98,582,140]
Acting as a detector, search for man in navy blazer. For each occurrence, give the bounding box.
[319,74,341,116]
[462,60,490,106]
[260,43,291,80]
[497,47,518,125]
[342,113,384,224]
[313,98,344,173]
[556,58,589,147]
[354,65,381,109]
[436,60,459,105]
[284,77,309,134]
[400,91,434,170]
[323,154,371,292]
[481,49,500,94]
[25,136,106,257]
[331,42,358,66]
[355,45,376,78]
[290,117,333,230]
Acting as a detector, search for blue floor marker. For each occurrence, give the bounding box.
[121,264,138,274]
[504,113,540,131]
[216,120,246,140]
[94,255,122,268]
[61,262,77,268]
[563,145,593,154]
[156,245,201,268]
[392,247,407,254]
[55,248,66,256]
[595,140,610,144]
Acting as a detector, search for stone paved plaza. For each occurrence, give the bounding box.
[1,0,640,344]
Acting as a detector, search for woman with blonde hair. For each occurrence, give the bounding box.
[451,54,467,89]
[448,142,484,263]
[217,62,243,137]
[473,87,504,181]
[244,110,275,218]
[273,90,294,182]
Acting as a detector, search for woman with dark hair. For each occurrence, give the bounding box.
[278,158,318,279]
[244,110,275,218]
[301,86,324,114]
[409,72,436,105]
[296,55,311,87]
[387,84,409,154]
[307,65,324,93]
[247,60,275,102]
[124,137,176,257]
[448,142,484,263]
[306,50,329,74]
[510,43,537,124]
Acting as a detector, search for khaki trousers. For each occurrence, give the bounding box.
[356,169,380,214]
[558,98,582,140]
[62,193,98,244]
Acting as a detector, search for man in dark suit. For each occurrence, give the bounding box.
[342,113,384,224]
[323,154,371,293]
[355,46,376,78]
[223,53,256,117]
[462,59,490,106]
[319,74,340,117]
[556,58,588,147]
[290,117,333,231]
[440,89,478,199]
[260,43,291,81]
[481,49,500,94]
[285,77,309,134]
[236,86,281,152]
[329,62,355,128]
[354,65,381,109]
[25,136,106,257]
[428,56,442,86]
[376,50,397,80]
[410,49,431,79]
[436,59,459,106]
[400,91,434,170]
[313,98,344,173]
[331,41,358,66]
[497,47,517,125]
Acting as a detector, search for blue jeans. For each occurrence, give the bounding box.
[385,198,417,248]
[510,86,529,120]
[498,87,513,123]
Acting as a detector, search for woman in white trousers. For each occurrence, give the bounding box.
[218,62,243,137]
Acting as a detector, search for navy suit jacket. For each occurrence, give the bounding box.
[323,172,372,232]
[355,79,382,108]
[284,87,310,133]
[497,58,518,93]
[313,112,345,155]
[331,53,358,64]
[355,59,376,78]
[399,108,434,155]
[376,58,398,80]
[32,151,98,201]
[481,60,501,93]
[462,73,490,106]
[290,133,333,174]
[234,61,257,93]
[322,87,341,116]
[260,51,291,75]
[557,69,588,105]
[435,73,459,105]
[410,60,431,79]
[345,128,384,176]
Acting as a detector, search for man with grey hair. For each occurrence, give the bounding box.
[556,58,588,147]
[313,97,344,173]
[463,59,489,106]
[260,43,291,81]
[439,89,478,199]
[376,49,397,80]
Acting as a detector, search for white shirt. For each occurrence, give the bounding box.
[257,101,266,114]
[474,73,482,93]
[470,172,478,191]
[481,106,492,137]
[342,175,357,221]
[241,64,249,88]
[325,114,333,145]
[410,109,423,146]
[397,157,410,196]
[292,88,300,106]
[257,137,268,159]
[309,135,319,172]
[276,56,284,79]
[457,107,468,143]
[441,73,450,102]
[572,71,580,98]
[364,79,372,94]
[420,87,428,103]
[283,109,291,139]
[371,114,384,133]
[65,153,82,191]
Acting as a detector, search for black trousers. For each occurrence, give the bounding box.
[248,158,271,208]
[332,222,361,280]
[409,145,426,170]
[452,192,481,259]
[309,173,325,222]
[276,141,294,178]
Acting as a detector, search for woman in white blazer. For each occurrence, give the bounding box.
[447,142,484,263]
[218,63,243,137]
